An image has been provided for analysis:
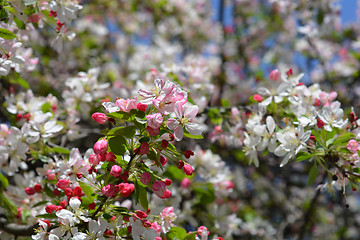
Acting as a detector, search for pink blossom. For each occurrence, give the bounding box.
[117,183,135,197]
[153,180,166,197]
[140,172,151,185]
[136,102,148,112]
[115,98,137,113]
[146,126,160,136]
[166,102,202,141]
[347,140,359,154]
[197,226,209,236]
[146,113,163,129]
[94,139,108,155]
[46,169,56,180]
[269,69,280,81]
[160,207,177,232]
[92,112,107,124]
[102,184,115,197]
[110,165,122,178]
[56,179,70,190]
[89,154,100,166]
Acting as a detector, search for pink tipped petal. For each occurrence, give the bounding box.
[184,105,198,119]
[174,126,184,141]
[174,102,183,119]
[166,119,179,130]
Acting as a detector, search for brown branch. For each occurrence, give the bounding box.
[0,215,38,237]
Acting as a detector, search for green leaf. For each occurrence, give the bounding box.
[106,111,130,120]
[9,78,30,89]
[326,138,335,147]
[164,165,185,181]
[166,227,187,240]
[103,213,112,220]
[52,146,70,155]
[194,184,215,205]
[0,172,9,188]
[108,135,127,156]
[79,181,95,201]
[137,180,148,210]
[14,17,26,30]
[0,28,16,39]
[184,232,197,240]
[32,200,49,208]
[296,152,312,162]
[36,213,57,219]
[333,132,356,146]
[183,132,203,139]
[107,126,136,138]
[308,164,318,185]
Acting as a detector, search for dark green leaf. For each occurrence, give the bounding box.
[32,200,49,208]
[36,213,57,219]
[107,126,136,138]
[9,78,30,89]
[308,164,318,185]
[108,135,127,156]
[14,17,25,29]
[137,180,148,210]
[184,232,197,240]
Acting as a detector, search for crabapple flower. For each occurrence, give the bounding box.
[274,125,311,167]
[167,102,202,141]
[94,139,108,155]
[318,103,348,131]
[115,98,137,112]
[102,184,115,197]
[146,113,163,129]
[347,140,359,154]
[160,207,177,233]
[140,172,151,185]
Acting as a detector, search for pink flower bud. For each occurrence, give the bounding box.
[25,187,36,195]
[56,179,70,190]
[64,188,73,198]
[269,69,280,81]
[184,150,194,159]
[73,186,84,197]
[34,184,42,193]
[94,139,108,155]
[92,112,107,124]
[181,178,191,189]
[137,102,148,112]
[102,184,115,198]
[164,178,171,186]
[139,142,149,155]
[160,189,172,199]
[183,164,193,176]
[106,152,116,162]
[136,210,147,219]
[60,200,67,208]
[253,94,263,103]
[45,204,56,213]
[110,165,122,178]
[140,172,151,185]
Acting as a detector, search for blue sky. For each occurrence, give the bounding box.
[340,0,357,24]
